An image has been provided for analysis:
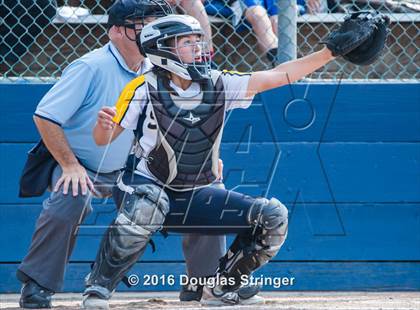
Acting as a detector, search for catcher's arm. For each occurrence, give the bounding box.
[246,46,335,97]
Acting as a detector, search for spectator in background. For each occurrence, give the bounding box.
[203,0,279,66]
[302,0,329,14]
[167,0,215,59]
[241,0,329,66]
[240,0,279,66]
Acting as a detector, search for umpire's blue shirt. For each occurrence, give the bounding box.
[35,42,151,173]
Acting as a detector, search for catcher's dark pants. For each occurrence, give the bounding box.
[104,172,286,291]
[113,173,258,236]
[18,165,225,292]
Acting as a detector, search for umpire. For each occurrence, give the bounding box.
[16,1,226,308]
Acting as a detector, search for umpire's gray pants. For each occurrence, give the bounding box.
[18,165,225,292]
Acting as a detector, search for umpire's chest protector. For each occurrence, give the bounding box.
[144,71,226,190]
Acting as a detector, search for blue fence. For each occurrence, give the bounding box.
[0,82,419,292]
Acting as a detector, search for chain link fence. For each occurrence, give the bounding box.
[1,0,419,82]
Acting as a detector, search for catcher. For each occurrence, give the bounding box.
[83,11,388,308]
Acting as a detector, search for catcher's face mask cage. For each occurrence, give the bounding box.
[110,0,173,42]
[158,33,212,81]
[141,15,212,81]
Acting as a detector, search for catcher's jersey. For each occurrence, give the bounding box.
[113,69,254,184]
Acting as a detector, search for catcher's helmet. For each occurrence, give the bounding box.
[140,14,211,81]
[107,0,173,29]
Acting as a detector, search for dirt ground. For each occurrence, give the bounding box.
[1,292,419,310]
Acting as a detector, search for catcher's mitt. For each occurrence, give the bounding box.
[322,11,390,65]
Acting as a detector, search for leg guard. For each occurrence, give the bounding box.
[85,184,169,292]
[217,197,288,291]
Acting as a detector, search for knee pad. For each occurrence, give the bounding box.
[248,197,288,257]
[218,197,288,289]
[112,184,169,256]
[248,197,288,230]
[110,184,169,257]
[86,185,169,291]
[116,184,170,234]
[254,197,288,247]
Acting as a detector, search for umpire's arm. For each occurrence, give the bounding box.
[33,60,96,196]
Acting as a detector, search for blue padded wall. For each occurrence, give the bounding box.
[0,82,419,292]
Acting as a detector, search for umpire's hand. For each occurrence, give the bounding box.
[54,163,95,196]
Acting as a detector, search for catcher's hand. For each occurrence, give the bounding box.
[97,106,117,130]
[322,11,390,65]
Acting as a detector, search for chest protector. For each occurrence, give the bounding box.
[144,71,226,191]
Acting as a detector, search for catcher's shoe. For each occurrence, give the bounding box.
[201,285,240,306]
[238,283,265,305]
[239,293,265,305]
[180,281,262,303]
[81,294,109,310]
[81,285,112,310]
[179,283,203,301]
[16,270,53,309]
